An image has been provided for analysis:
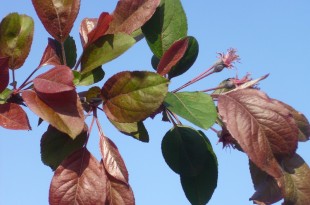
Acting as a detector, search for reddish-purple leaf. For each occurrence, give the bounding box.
[49,148,107,205]
[100,134,129,184]
[79,18,98,47]
[33,66,75,94]
[107,0,160,34]
[22,90,84,139]
[38,38,62,67]
[0,103,31,130]
[0,57,9,93]
[32,0,80,42]
[87,12,112,46]
[218,89,298,179]
[157,38,189,76]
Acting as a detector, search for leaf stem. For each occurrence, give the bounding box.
[12,69,16,89]
[73,55,82,71]
[61,41,67,66]
[16,67,40,92]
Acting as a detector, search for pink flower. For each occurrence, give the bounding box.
[217,48,240,69]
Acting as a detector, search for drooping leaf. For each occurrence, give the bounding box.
[100,134,129,184]
[157,38,189,76]
[49,148,107,205]
[78,66,105,86]
[168,36,199,79]
[39,38,62,67]
[22,90,84,139]
[41,125,87,170]
[282,154,310,205]
[79,18,98,47]
[107,0,160,35]
[161,125,214,176]
[142,0,188,58]
[0,57,9,93]
[0,13,34,69]
[0,88,12,104]
[164,92,217,130]
[110,119,149,142]
[81,34,135,74]
[0,103,31,130]
[101,71,169,123]
[218,89,299,179]
[32,0,80,42]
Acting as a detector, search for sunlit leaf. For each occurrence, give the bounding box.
[157,38,188,76]
[110,119,149,142]
[218,89,299,179]
[49,148,107,205]
[78,66,105,86]
[41,125,87,170]
[0,88,11,104]
[39,38,62,67]
[81,34,135,74]
[142,0,187,58]
[87,12,112,46]
[32,0,80,42]
[100,134,129,184]
[0,57,9,93]
[107,0,160,35]
[0,13,34,69]
[79,18,98,47]
[0,103,31,130]
[164,92,217,130]
[101,71,169,123]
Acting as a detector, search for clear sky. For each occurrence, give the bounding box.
[1,1,310,205]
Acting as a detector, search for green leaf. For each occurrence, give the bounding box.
[101,71,169,123]
[142,0,188,58]
[164,92,217,130]
[41,125,87,170]
[72,70,81,86]
[0,13,34,69]
[161,125,215,176]
[81,34,135,74]
[58,36,77,68]
[0,88,12,104]
[79,66,105,86]
[110,119,149,142]
[168,36,199,79]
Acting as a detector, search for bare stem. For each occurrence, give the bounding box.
[16,66,40,92]
[12,69,16,89]
[61,41,67,66]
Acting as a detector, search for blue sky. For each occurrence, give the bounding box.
[1,1,310,204]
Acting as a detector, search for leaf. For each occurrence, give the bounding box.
[32,0,80,42]
[0,103,31,130]
[168,36,199,79]
[59,36,77,68]
[78,66,105,86]
[22,90,84,139]
[218,89,299,179]
[79,18,98,47]
[161,125,214,176]
[0,88,12,104]
[100,134,129,184]
[41,125,87,170]
[157,38,189,76]
[86,12,112,46]
[0,57,9,93]
[0,13,34,69]
[110,119,149,142]
[282,154,310,205]
[164,92,217,130]
[49,148,107,205]
[142,0,188,58]
[39,38,62,67]
[107,0,160,35]
[101,71,169,123]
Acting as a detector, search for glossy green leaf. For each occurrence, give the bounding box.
[110,119,149,142]
[41,125,87,170]
[164,92,217,130]
[78,67,105,86]
[168,36,199,79]
[58,36,77,68]
[81,34,135,74]
[0,13,34,69]
[101,71,169,123]
[142,0,187,58]
[0,88,12,104]
[161,125,215,176]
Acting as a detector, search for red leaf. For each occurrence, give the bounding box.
[0,103,31,130]
[33,66,75,94]
[107,0,160,34]
[0,57,9,93]
[49,148,107,205]
[38,38,62,67]
[157,38,189,76]
[100,134,129,183]
[218,89,298,179]
[32,0,80,42]
[79,18,98,47]
[87,12,112,46]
